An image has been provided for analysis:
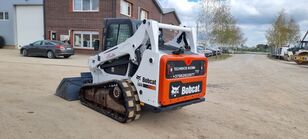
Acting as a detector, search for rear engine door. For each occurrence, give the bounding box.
[159,55,208,106]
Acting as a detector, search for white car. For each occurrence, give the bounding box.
[197,46,213,57]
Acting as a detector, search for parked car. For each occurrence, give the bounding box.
[197,46,213,57]
[0,36,5,48]
[219,47,230,53]
[206,46,222,56]
[20,40,74,58]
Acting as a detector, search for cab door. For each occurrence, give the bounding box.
[30,41,43,56]
[40,41,54,55]
[103,19,134,51]
[101,20,135,76]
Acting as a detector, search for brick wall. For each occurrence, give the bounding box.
[138,0,162,21]
[45,0,181,53]
[161,12,181,41]
[115,0,162,22]
[45,0,116,51]
[162,12,180,25]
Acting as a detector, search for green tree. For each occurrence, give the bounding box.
[209,6,246,48]
[266,10,300,48]
[197,0,221,46]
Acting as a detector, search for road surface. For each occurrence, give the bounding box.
[0,49,307,139]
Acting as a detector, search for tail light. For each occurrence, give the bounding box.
[56,45,65,50]
[167,64,174,77]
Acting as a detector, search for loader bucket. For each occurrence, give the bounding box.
[55,72,92,101]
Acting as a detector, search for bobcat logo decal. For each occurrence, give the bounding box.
[171,86,180,97]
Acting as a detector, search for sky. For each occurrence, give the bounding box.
[159,0,308,47]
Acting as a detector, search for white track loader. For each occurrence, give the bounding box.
[56,18,208,123]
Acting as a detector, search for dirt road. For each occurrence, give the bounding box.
[0,49,307,139]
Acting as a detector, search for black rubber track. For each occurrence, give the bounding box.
[79,79,141,123]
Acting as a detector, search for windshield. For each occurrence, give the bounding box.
[158,28,193,54]
[303,42,308,49]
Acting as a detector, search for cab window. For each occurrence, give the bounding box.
[105,23,132,50]
[117,24,131,44]
[44,41,54,46]
[33,41,42,46]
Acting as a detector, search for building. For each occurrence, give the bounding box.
[44,0,181,53]
[0,0,44,48]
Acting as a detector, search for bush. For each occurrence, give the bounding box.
[0,36,5,48]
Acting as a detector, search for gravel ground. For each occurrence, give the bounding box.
[0,49,308,139]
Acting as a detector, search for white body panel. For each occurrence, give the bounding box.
[130,50,162,107]
[88,20,197,107]
[279,47,289,57]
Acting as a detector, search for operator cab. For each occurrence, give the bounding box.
[98,19,198,79]
[102,18,193,55]
[103,18,141,51]
[288,41,308,54]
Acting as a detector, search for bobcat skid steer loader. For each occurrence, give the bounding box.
[56,18,208,123]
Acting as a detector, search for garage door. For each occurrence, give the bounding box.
[16,6,44,48]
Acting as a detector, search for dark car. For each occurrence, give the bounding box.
[206,46,221,56]
[20,40,74,58]
[219,47,230,54]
